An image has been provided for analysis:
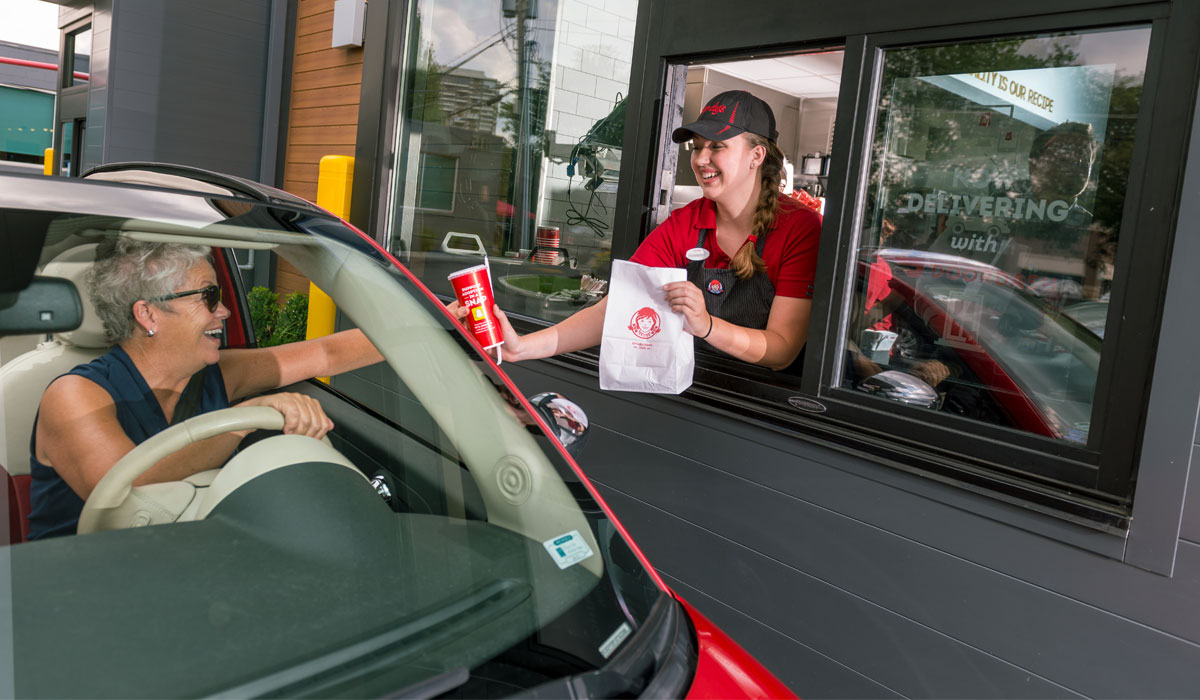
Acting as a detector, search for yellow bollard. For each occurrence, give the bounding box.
[43,148,53,176]
[308,155,355,382]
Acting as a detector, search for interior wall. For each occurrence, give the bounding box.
[795,96,835,157]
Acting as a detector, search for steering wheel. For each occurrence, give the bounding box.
[77,406,285,535]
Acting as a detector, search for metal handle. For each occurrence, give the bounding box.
[441,232,486,256]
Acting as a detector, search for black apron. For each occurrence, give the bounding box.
[686,228,776,355]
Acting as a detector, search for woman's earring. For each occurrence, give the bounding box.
[147,329,156,338]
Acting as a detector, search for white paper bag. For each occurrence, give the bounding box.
[599,260,694,394]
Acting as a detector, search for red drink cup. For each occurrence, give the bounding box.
[448,263,504,350]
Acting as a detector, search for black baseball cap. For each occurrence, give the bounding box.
[671,90,778,144]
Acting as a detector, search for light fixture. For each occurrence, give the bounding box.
[332,0,366,48]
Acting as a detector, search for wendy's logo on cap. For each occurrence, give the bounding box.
[671,89,778,144]
[707,279,724,295]
[628,307,662,339]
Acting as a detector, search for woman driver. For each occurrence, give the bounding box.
[27,239,382,540]
[457,90,821,370]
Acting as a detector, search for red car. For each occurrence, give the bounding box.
[852,248,1101,444]
[0,164,792,699]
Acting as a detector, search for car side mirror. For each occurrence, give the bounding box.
[856,369,940,409]
[528,392,590,458]
[0,277,83,337]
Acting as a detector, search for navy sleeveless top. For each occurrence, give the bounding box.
[27,345,229,540]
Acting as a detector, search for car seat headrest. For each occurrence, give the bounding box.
[41,244,108,349]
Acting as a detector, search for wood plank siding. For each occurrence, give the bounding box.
[277,0,364,297]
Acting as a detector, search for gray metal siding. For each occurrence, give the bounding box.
[502,361,1200,697]
[1183,445,1200,544]
[101,0,271,179]
[80,0,112,171]
[603,488,1083,698]
[661,574,905,699]
[0,41,58,91]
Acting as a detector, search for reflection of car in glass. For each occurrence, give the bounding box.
[0,165,791,698]
[1062,299,1109,339]
[1027,275,1084,307]
[851,248,1102,444]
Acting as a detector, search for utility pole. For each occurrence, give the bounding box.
[512,0,533,253]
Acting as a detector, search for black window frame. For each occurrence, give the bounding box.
[560,3,1186,531]
[62,21,91,89]
[806,5,1180,525]
[353,0,1199,536]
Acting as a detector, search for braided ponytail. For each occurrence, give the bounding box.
[730,134,785,279]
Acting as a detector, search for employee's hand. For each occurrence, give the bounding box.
[662,281,711,337]
[445,300,524,361]
[912,359,951,387]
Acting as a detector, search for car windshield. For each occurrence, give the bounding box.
[6,185,663,698]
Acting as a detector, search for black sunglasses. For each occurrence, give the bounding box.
[151,284,221,312]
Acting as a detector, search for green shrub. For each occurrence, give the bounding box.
[275,291,309,346]
[247,286,309,347]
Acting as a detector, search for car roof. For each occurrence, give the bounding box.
[82,162,326,214]
[0,170,334,236]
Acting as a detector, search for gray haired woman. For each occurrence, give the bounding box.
[28,238,381,539]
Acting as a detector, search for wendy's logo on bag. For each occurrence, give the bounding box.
[706,279,724,295]
[628,307,662,340]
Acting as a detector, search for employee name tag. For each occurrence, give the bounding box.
[543,530,594,570]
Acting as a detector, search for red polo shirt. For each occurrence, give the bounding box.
[629,196,821,299]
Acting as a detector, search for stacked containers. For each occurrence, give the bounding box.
[534,225,560,264]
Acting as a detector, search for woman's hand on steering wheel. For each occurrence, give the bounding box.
[663,281,712,337]
[235,392,333,439]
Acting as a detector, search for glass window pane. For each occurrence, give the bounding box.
[844,26,1151,447]
[66,25,91,87]
[391,0,637,323]
[59,121,73,176]
[417,152,457,211]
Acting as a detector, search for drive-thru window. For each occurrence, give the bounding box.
[342,0,1200,694]
[369,3,1169,527]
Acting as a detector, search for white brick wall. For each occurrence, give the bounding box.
[538,0,637,272]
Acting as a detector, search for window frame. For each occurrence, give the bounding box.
[354,0,1198,544]
[62,22,91,89]
[528,3,1189,533]
[803,6,1178,519]
[414,151,458,213]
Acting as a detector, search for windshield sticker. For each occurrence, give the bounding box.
[543,530,594,570]
[599,622,633,659]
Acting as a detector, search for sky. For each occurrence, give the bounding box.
[0,0,61,50]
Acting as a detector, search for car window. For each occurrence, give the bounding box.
[8,198,663,697]
[842,25,1151,447]
[270,226,666,692]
